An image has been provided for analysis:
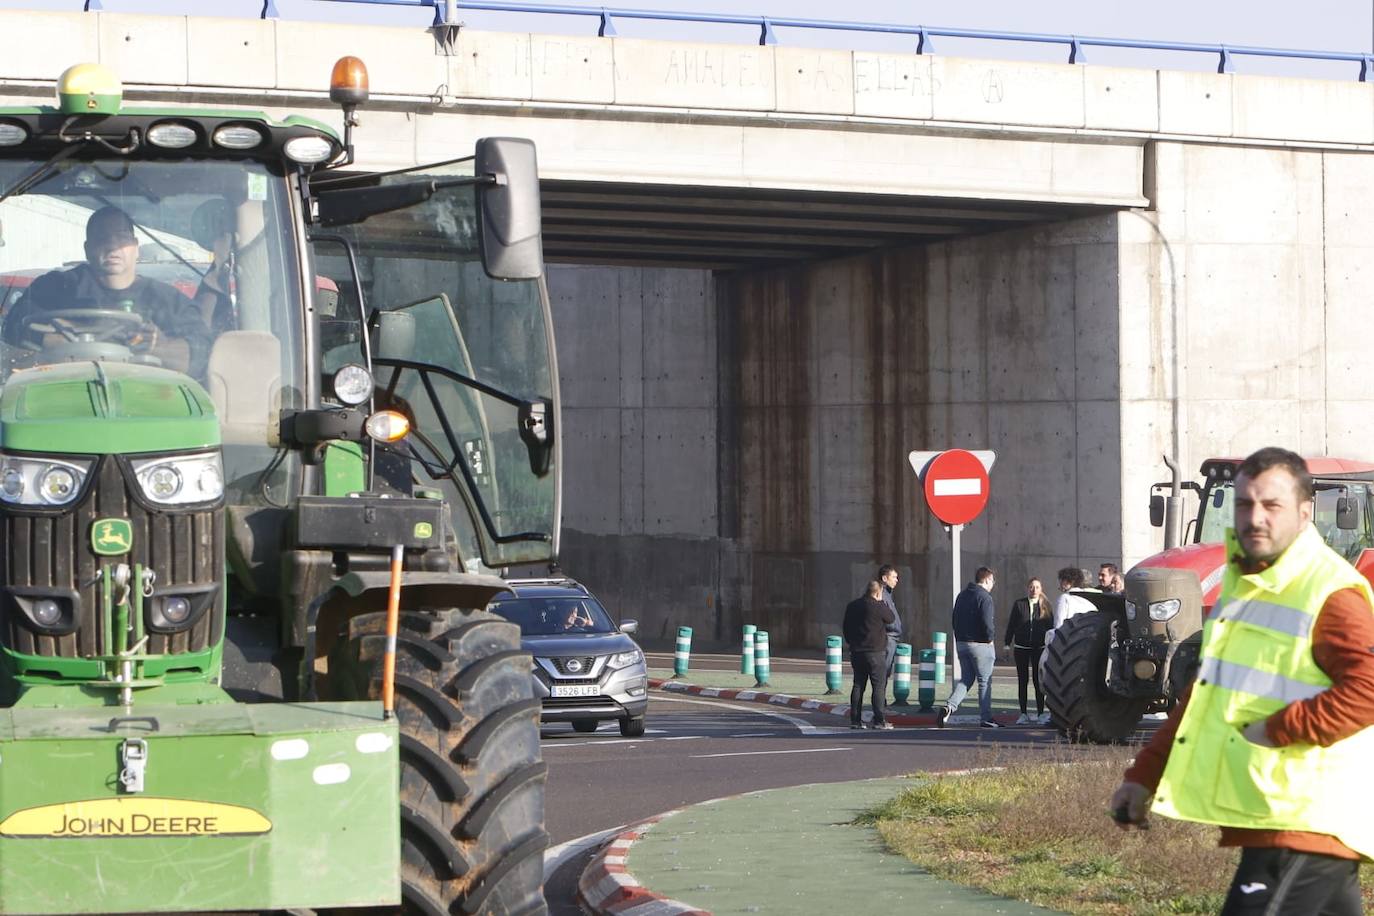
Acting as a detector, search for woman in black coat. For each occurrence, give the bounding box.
[1003,577,1054,725]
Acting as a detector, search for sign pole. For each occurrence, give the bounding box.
[950,523,962,682]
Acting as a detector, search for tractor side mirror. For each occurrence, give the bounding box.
[371,309,416,361]
[475,137,543,281]
[1149,494,1165,527]
[1337,496,1359,530]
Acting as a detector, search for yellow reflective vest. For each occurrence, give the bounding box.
[1153,524,1374,857]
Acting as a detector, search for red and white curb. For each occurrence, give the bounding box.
[649,678,1021,727]
[576,809,710,915]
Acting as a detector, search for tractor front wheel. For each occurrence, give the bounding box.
[1043,611,1149,744]
[326,608,548,915]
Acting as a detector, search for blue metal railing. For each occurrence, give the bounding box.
[78,0,1374,82]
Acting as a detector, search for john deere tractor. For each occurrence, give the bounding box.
[0,60,558,913]
[1043,455,1374,743]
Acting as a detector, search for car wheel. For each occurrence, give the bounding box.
[619,715,645,738]
[571,720,599,734]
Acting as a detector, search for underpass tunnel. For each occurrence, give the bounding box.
[535,177,1127,652]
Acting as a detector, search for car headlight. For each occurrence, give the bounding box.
[1148,598,1182,621]
[130,451,224,506]
[608,648,644,670]
[0,454,92,507]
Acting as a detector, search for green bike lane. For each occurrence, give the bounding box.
[613,777,1057,914]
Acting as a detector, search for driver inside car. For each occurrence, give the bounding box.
[2,205,212,376]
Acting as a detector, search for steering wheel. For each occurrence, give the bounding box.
[24,308,147,344]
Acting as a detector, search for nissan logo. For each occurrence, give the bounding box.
[566,659,583,673]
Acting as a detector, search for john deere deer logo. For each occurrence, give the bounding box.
[91,519,132,556]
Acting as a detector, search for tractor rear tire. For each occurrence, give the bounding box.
[1043,611,1150,744]
[1167,632,1203,705]
[326,608,548,916]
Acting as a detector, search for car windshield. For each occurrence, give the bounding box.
[0,155,305,507]
[492,596,616,636]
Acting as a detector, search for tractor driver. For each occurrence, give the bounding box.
[2,206,212,377]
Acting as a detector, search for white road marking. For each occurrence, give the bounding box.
[689,747,853,759]
[542,824,627,883]
[652,694,833,735]
[728,732,774,738]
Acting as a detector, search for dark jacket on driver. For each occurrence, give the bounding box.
[4,264,212,376]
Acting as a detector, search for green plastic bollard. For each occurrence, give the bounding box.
[741,624,756,676]
[754,630,771,687]
[824,635,843,694]
[673,626,692,678]
[892,643,912,705]
[932,631,948,685]
[918,648,937,711]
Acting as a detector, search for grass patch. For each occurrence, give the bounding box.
[858,744,1374,915]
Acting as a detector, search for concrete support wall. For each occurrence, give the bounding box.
[1118,142,1374,567]
[715,218,1123,649]
[541,265,724,645]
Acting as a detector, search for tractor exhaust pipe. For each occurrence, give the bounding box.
[1162,453,1185,550]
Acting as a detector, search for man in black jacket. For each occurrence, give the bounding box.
[843,580,896,730]
[938,566,999,728]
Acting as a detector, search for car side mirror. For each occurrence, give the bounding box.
[1337,496,1359,531]
[475,137,543,281]
[619,619,639,635]
[1149,494,1165,528]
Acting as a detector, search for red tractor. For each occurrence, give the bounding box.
[1043,455,1374,743]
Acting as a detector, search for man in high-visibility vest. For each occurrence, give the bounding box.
[1110,447,1374,915]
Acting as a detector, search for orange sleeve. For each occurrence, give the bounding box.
[1122,684,1190,791]
[1267,587,1374,747]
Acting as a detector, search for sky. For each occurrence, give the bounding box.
[4,0,1373,81]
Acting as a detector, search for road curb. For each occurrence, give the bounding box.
[649,678,1023,727]
[576,810,710,915]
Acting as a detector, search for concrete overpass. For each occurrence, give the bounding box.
[3,11,1373,647]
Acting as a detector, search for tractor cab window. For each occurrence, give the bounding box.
[1197,480,1235,545]
[0,156,305,507]
[1314,482,1374,562]
[310,157,558,570]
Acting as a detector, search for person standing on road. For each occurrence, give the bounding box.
[843,581,896,730]
[877,565,902,694]
[1109,447,1374,916]
[1098,563,1122,593]
[1003,577,1053,725]
[938,566,999,728]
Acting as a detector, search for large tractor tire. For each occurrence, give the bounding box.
[1043,611,1150,744]
[326,608,549,916]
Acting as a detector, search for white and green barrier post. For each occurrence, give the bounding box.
[673,626,692,678]
[918,648,937,711]
[741,624,756,676]
[932,630,948,685]
[754,630,771,687]
[892,643,912,705]
[825,635,843,694]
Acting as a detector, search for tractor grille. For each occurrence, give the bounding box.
[0,456,224,659]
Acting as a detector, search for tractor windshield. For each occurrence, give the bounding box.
[0,156,305,505]
[1196,480,1234,544]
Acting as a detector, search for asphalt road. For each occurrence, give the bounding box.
[539,688,1069,913]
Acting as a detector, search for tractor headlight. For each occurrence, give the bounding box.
[131,451,224,506]
[332,364,374,406]
[1148,598,1182,621]
[0,455,91,507]
[608,648,644,670]
[1124,601,1137,621]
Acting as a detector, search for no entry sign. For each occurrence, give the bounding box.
[921,448,991,525]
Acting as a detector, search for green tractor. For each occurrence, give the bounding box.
[0,59,559,914]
